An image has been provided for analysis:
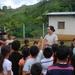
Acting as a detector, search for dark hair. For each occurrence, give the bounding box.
[43,47,53,58]
[71,55,75,74]
[60,40,64,45]
[52,44,58,53]
[30,46,39,57]
[22,47,30,60]
[33,41,38,44]
[52,44,58,64]
[0,42,2,46]
[48,26,55,32]
[73,38,75,41]
[24,39,29,44]
[0,54,3,73]
[56,45,69,60]
[31,63,42,75]
[12,40,20,51]
[1,45,10,58]
[8,34,12,38]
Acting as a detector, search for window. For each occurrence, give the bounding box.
[58,22,65,29]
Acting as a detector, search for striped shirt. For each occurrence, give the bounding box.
[40,57,53,75]
[46,63,74,75]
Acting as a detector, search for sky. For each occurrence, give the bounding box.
[0,0,40,9]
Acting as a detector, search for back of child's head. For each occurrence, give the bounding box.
[31,63,42,75]
[43,47,53,58]
[0,42,2,46]
[60,40,64,46]
[33,41,38,45]
[22,47,30,59]
[56,45,69,60]
[30,46,39,57]
[24,39,29,44]
[1,45,10,58]
[0,54,3,73]
[52,44,58,53]
[73,38,75,42]
[12,40,20,51]
[8,34,12,38]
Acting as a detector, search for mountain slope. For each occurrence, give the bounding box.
[0,0,75,38]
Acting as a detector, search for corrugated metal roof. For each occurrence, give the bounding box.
[46,12,75,16]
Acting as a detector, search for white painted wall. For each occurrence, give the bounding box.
[49,15,75,35]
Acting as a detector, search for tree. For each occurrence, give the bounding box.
[2,6,7,11]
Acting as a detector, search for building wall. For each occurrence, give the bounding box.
[49,15,75,35]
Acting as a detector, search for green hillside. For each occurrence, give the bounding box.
[0,0,75,38]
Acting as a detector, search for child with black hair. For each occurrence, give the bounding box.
[6,34,14,45]
[40,47,53,75]
[31,63,43,75]
[46,45,74,75]
[52,44,58,64]
[33,41,39,47]
[0,40,5,54]
[60,40,64,46]
[71,38,75,50]
[9,40,22,75]
[0,54,4,75]
[19,47,30,67]
[23,46,39,75]
[1,45,13,75]
[21,39,29,50]
[18,47,30,75]
[71,55,75,75]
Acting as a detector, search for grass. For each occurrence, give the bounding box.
[19,38,72,47]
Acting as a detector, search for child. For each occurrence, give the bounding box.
[40,47,53,75]
[52,44,58,64]
[46,45,74,75]
[18,47,30,75]
[1,45,13,75]
[22,46,39,75]
[31,63,43,75]
[0,54,4,75]
[71,38,75,50]
[73,42,75,55]
[33,41,40,48]
[71,55,75,75]
[6,34,14,45]
[21,39,29,50]
[0,40,5,54]
[60,40,64,46]
[9,40,22,75]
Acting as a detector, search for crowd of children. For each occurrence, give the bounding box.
[0,26,75,75]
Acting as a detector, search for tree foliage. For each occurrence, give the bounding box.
[0,0,75,38]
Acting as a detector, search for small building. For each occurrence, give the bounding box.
[46,12,75,40]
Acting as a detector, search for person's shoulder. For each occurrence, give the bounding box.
[48,63,74,71]
[45,34,49,37]
[41,57,53,63]
[4,59,11,64]
[52,34,57,37]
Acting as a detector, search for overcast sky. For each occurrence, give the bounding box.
[0,0,40,9]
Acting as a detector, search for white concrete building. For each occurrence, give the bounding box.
[46,12,75,36]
